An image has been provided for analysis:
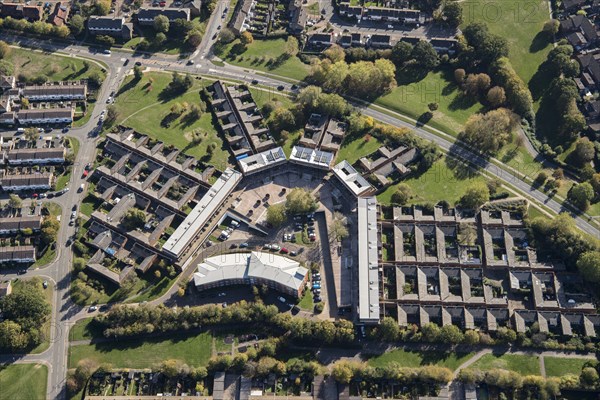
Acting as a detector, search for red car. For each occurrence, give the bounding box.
[280,247,289,254]
[32,193,38,198]
[83,170,89,178]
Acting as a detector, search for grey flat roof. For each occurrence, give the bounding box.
[163,168,242,258]
[358,196,380,323]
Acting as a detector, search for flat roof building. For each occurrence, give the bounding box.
[332,160,375,197]
[194,251,309,298]
[289,146,334,170]
[163,168,242,260]
[357,196,380,324]
[237,147,286,175]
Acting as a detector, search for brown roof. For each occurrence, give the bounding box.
[48,2,69,26]
[0,245,35,261]
[17,108,74,120]
[22,84,86,98]
[7,147,66,162]
[1,3,42,20]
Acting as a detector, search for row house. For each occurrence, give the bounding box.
[22,83,87,101]
[0,216,42,234]
[0,245,36,263]
[0,172,53,191]
[6,147,66,166]
[288,0,308,33]
[0,3,42,21]
[0,76,16,93]
[16,108,74,125]
[88,16,133,39]
[135,7,190,25]
[362,6,421,24]
[560,15,600,50]
[47,2,69,26]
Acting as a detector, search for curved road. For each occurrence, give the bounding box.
[0,6,598,398]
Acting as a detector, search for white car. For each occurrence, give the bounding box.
[271,244,281,251]
[89,306,98,312]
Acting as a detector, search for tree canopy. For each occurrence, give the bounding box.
[285,188,317,215]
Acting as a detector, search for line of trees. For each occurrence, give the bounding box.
[96,301,355,344]
[0,16,70,38]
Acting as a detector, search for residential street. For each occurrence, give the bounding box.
[0,4,598,396]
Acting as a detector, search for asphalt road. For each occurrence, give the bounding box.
[0,6,598,398]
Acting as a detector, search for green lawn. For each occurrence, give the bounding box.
[544,357,592,377]
[80,194,103,217]
[68,332,212,368]
[297,288,314,311]
[336,134,384,165]
[5,48,106,82]
[0,364,48,400]
[69,317,103,342]
[217,38,310,81]
[367,349,474,371]
[377,70,483,136]
[470,353,541,375]
[115,72,229,170]
[378,156,488,206]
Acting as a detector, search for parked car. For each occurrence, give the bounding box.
[271,244,281,251]
[239,242,249,248]
[103,49,111,55]
[314,296,322,302]
[42,280,48,289]
[290,251,297,256]
[135,61,142,66]
[88,306,98,312]
[78,183,85,192]
[280,247,289,254]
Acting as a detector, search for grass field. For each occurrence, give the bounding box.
[5,48,106,82]
[336,134,384,165]
[378,156,488,206]
[470,353,541,375]
[297,288,314,311]
[69,317,103,342]
[377,70,483,136]
[115,72,229,169]
[68,332,212,369]
[367,349,474,371]
[217,38,310,81]
[544,357,593,377]
[0,364,48,400]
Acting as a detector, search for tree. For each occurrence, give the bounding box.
[23,127,37,142]
[95,35,115,46]
[69,14,85,36]
[460,182,490,209]
[542,19,560,37]
[486,86,506,108]
[464,73,491,97]
[463,22,509,65]
[576,251,600,283]
[186,104,203,120]
[411,40,439,69]
[93,0,111,15]
[330,213,349,241]
[421,322,441,342]
[153,32,167,46]
[0,320,28,350]
[378,316,400,342]
[0,40,10,59]
[590,173,600,197]
[266,203,286,227]
[464,330,480,345]
[285,188,317,215]
[439,324,464,344]
[442,1,462,27]
[284,36,299,57]
[324,45,345,63]
[391,41,413,66]
[122,208,146,230]
[240,30,253,44]
[454,68,466,84]
[568,182,594,211]
[153,15,170,33]
[332,360,361,383]
[186,31,203,48]
[572,137,596,167]
[268,107,296,133]
[166,72,193,94]
[1,279,51,333]
[41,216,60,245]
[218,28,235,44]
[580,367,600,387]
[460,108,518,154]
[391,183,412,205]
[316,93,348,117]
[8,194,22,209]
[297,86,322,110]
[133,65,144,80]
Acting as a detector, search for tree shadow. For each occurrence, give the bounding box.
[117,77,140,97]
[530,31,551,53]
[528,61,554,102]
[500,146,519,163]
[396,64,429,85]
[445,142,488,180]
[448,92,477,111]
